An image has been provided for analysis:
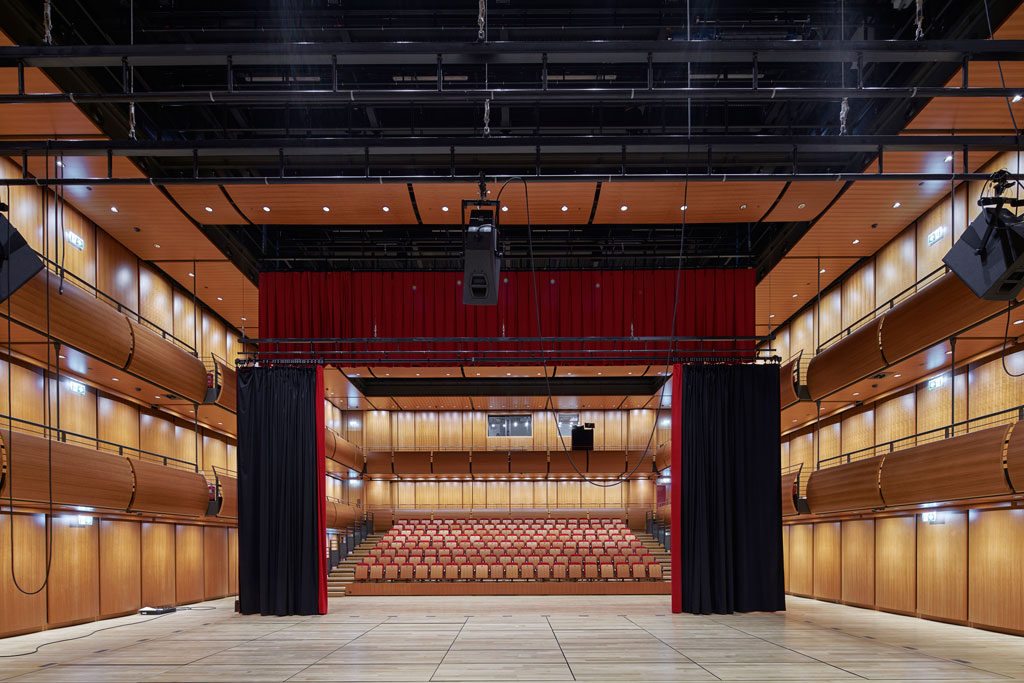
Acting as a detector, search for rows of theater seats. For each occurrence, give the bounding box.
[354,518,664,582]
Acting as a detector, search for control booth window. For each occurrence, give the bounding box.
[487,414,532,437]
[557,412,580,437]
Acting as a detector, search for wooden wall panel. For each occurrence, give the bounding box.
[627,410,656,450]
[96,231,139,315]
[875,228,917,306]
[842,262,875,330]
[581,481,606,508]
[415,412,439,450]
[874,391,916,452]
[789,524,814,597]
[813,522,841,602]
[96,395,140,455]
[841,520,874,607]
[915,370,967,436]
[789,433,815,474]
[816,422,841,463]
[875,516,917,615]
[227,528,238,595]
[139,264,174,335]
[141,522,175,607]
[604,411,626,450]
[840,409,874,456]
[52,376,98,448]
[790,309,816,357]
[366,480,391,509]
[0,513,47,637]
[175,525,204,605]
[817,289,843,347]
[917,511,968,624]
[99,520,141,618]
[172,291,197,351]
[969,509,1024,633]
[0,360,46,435]
[969,351,1024,422]
[917,197,954,283]
[394,412,416,450]
[201,311,227,362]
[203,526,229,600]
[396,482,416,507]
[365,411,391,451]
[439,412,463,450]
[48,517,99,626]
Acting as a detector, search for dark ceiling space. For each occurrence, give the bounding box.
[1,0,1019,277]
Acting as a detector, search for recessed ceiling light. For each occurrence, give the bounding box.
[853,392,860,396]
[216,296,223,301]
[892,201,902,209]
[852,239,861,245]
[322,206,330,212]
[819,268,826,274]
[501,206,508,212]
[944,155,953,163]
[769,314,776,319]
[153,243,160,249]
[1013,94,1023,103]
[560,205,568,212]
[620,205,628,212]
[894,373,902,378]
[188,272,194,277]
[262,206,270,212]
[739,204,747,210]
[110,206,118,213]
[797,203,806,209]
[241,316,247,321]
[382,206,390,212]
[791,293,798,298]
[112,377,119,382]
[680,205,688,211]
[1015,319,1024,326]
[204,206,213,213]
[441,206,449,212]
[56,160,63,167]
[945,350,953,355]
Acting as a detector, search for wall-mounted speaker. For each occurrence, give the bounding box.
[0,215,44,303]
[571,423,595,451]
[462,208,501,305]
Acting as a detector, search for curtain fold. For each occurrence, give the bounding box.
[679,363,785,614]
[237,366,326,616]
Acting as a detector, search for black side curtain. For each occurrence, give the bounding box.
[680,363,785,614]
[237,366,322,616]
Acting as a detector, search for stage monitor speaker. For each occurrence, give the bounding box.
[571,423,595,451]
[0,214,44,303]
[944,206,1024,301]
[462,209,501,305]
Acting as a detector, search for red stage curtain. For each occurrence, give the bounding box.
[260,269,754,358]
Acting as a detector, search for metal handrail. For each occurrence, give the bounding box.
[816,265,949,353]
[0,412,198,472]
[816,403,1024,470]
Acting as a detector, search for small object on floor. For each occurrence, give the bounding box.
[138,606,176,615]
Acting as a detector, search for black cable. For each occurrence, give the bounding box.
[0,606,215,658]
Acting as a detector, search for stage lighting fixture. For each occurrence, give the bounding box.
[944,170,1024,300]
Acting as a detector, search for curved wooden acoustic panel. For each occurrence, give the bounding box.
[394,451,432,475]
[432,451,471,474]
[126,320,209,403]
[473,452,510,474]
[588,451,626,474]
[128,458,211,517]
[654,442,671,472]
[806,456,884,514]
[1007,423,1024,493]
[213,360,237,412]
[215,472,237,519]
[325,501,359,529]
[881,273,1005,363]
[365,451,393,475]
[806,319,884,401]
[781,471,800,516]
[880,425,1013,507]
[780,355,801,407]
[4,270,133,368]
[329,431,362,471]
[510,451,548,474]
[0,430,134,511]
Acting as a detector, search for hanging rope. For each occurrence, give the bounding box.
[915,0,925,40]
[839,97,850,135]
[477,0,487,42]
[482,98,491,137]
[43,0,52,45]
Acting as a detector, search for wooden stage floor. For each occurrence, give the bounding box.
[0,595,1021,681]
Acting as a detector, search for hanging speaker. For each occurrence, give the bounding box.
[462,208,501,305]
[0,214,44,303]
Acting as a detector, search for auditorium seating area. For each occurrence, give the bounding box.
[353,518,664,583]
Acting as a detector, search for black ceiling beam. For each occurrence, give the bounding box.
[5,39,1024,67]
[2,134,1018,156]
[4,86,1023,106]
[352,376,667,397]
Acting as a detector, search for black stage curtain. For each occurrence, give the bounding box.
[680,364,785,614]
[237,366,322,615]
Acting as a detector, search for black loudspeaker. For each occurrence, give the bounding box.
[0,214,44,303]
[571,423,595,451]
[462,208,501,305]
[944,176,1024,301]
